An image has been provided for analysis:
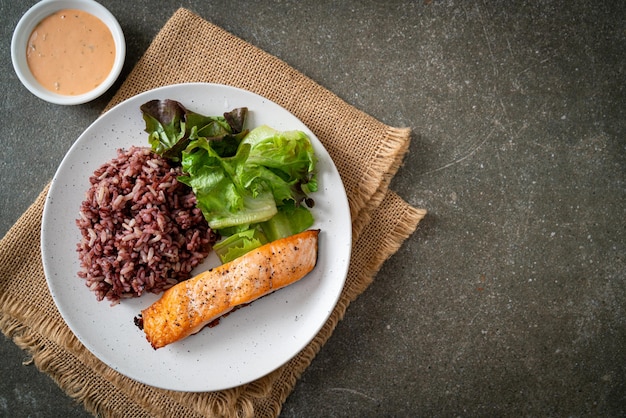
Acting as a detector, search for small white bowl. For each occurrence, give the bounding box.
[11,0,126,105]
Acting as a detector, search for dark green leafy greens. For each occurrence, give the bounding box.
[141,99,317,263]
[140,99,249,161]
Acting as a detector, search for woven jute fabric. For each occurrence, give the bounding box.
[0,8,425,418]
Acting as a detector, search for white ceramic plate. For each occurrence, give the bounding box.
[41,83,351,392]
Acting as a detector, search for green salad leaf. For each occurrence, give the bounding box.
[178,124,317,231]
[140,99,248,162]
[212,228,268,264]
[260,200,315,242]
[178,137,279,230]
[141,101,318,263]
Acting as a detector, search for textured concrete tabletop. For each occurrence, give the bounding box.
[1,1,624,417]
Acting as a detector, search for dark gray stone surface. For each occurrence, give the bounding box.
[1,1,624,416]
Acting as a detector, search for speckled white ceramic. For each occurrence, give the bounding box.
[41,83,352,391]
[11,0,125,105]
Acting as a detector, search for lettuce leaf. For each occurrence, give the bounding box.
[178,125,316,232]
[239,125,317,204]
[177,138,275,230]
[140,99,248,162]
[213,228,268,264]
[260,201,314,242]
[141,100,318,261]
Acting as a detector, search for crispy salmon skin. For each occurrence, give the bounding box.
[138,229,319,349]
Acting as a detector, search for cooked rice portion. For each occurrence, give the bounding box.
[76,146,217,303]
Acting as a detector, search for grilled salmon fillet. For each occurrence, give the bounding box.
[138,229,319,349]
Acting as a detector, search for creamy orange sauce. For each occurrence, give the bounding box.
[26,9,115,96]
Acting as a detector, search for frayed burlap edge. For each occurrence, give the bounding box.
[351,126,412,239]
[0,316,155,418]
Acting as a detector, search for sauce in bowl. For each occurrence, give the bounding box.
[26,9,115,96]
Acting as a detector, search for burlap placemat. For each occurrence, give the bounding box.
[0,8,426,418]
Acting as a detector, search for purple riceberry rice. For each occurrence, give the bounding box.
[76,146,217,304]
